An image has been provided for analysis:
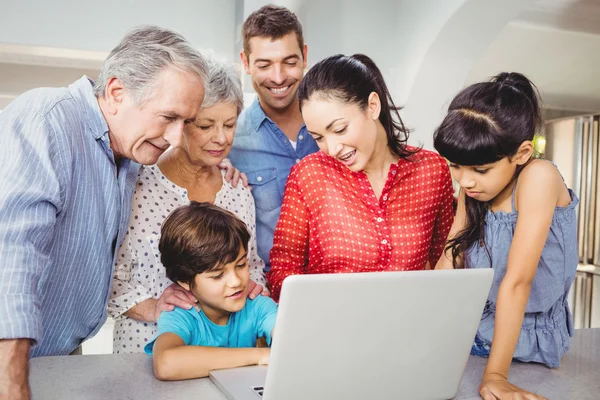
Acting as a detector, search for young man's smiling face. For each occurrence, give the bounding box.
[179,246,249,325]
[241,32,307,115]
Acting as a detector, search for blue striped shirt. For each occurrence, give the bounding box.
[0,76,140,357]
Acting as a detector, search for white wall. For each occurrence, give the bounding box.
[0,0,237,59]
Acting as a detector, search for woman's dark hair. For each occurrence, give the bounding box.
[298,53,418,159]
[433,72,542,268]
[159,202,250,288]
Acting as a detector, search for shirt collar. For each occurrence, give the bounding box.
[248,97,269,132]
[69,76,109,141]
[247,97,308,134]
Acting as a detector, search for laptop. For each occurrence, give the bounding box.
[210,268,493,400]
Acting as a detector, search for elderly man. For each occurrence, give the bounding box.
[0,26,207,399]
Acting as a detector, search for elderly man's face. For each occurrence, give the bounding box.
[108,67,205,165]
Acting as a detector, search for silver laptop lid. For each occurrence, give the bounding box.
[263,268,493,400]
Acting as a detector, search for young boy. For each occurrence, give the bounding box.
[144,202,277,380]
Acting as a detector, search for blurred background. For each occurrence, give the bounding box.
[1,0,599,352]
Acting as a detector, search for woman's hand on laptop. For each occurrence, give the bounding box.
[153,283,199,322]
[247,280,271,299]
[479,373,546,400]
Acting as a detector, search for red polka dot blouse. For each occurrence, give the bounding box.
[268,148,455,302]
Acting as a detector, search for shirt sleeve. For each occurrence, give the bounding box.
[251,296,278,346]
[107,226,153,319]
[429,161,455,266]
[0,112,66,344]
[268,169,309,302]
[144,307,196,354]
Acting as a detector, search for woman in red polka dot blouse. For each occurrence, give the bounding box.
[268,54,455,302]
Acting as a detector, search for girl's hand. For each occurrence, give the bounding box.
[480,374,546,400]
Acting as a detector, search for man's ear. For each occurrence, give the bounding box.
[104,76,126,115]
[240,51,251,75]
[302,44,308,69]
[514,140,534,165]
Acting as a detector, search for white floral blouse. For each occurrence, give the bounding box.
[108,165,266,354]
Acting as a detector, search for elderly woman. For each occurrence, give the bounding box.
[108,57,266,353]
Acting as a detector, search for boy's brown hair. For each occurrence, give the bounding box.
[242,4,304,58]
[159,202,250,288]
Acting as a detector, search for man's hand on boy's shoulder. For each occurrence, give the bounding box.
[153,283,199,322]
[247,280,270,300]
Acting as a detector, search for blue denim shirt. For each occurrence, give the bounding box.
[228,99,319,270]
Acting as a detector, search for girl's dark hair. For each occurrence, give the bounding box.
[433,72,542,268]
[159,202,250,288]
[298,53,418,160]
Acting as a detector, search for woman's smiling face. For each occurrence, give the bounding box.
[302,93,381,172]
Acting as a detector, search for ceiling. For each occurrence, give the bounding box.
[467,0,600,113]
[1,0,600,113]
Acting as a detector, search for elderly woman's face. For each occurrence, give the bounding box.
[181,101,238,166]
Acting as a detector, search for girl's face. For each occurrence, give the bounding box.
[301,93,382,173]
[448,142,533,203]
[449,158,519,202]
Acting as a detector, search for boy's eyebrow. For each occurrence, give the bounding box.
[236,252,248,263]
[208,265,224,273]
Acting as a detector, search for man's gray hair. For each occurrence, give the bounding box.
[200,54,244,115]
[94,25,208,103]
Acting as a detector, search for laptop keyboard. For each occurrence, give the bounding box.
[251,386,264,397]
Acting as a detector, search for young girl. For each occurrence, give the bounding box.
[434,72,578,400]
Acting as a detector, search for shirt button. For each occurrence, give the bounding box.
[391,170,397,175]
[298,135,304,140]
[377,217,383,222]
[257,176,263,182]
[381,239,388,245]
[383,195,388,201]
[296,159,301,163]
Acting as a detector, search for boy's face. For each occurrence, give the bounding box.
[180,246,250,324]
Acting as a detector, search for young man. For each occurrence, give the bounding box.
[228,5,319,270]
[147,202,277,380]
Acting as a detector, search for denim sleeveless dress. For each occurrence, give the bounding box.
[467,179,579,368]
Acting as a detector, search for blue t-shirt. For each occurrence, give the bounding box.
[144,296,278,354]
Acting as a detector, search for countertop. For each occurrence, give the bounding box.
[30,329,600,399]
